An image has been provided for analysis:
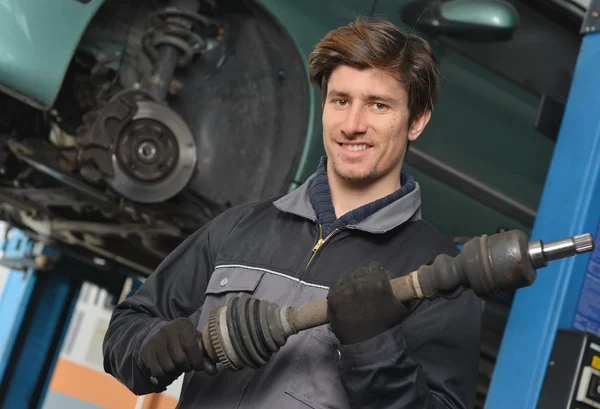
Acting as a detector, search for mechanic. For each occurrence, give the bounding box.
[102,16,481,409]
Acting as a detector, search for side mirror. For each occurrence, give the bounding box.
[401,0,519,43]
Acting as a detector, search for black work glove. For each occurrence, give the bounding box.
[139,317,217,387]
[327,262,410,345]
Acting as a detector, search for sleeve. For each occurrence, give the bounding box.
[101,211,233,395]
[336,237,482,409]
[337,290,481,409]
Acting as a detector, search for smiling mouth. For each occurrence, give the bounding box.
[340,143,370,152]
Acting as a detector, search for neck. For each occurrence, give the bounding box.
[327,163,402,218]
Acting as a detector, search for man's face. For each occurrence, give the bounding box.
[322,65,430,186]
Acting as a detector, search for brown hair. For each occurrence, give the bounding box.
[308,17,439,126]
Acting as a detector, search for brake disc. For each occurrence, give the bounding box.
[109,100,197,203]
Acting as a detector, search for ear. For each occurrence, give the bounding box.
[407,110,432,142]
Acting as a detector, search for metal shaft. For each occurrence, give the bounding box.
[147,46,180,101]
[290,275,417,332]
[528,233,595,268]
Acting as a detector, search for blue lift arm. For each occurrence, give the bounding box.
[484,5,600,408]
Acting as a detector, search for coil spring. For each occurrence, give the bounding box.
[142,7,220,67]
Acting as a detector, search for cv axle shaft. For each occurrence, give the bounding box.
[148,229,594,383]
[195,229,595,372]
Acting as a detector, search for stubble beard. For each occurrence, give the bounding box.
[330,155,380,185]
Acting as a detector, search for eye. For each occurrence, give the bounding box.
[331,98,348,106]
[372,103,388,112]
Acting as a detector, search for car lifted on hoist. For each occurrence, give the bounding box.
[0,0,580,278]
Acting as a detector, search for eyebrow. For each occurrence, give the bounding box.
[327,89,401,105]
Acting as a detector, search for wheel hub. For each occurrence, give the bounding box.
[116,118,179,182]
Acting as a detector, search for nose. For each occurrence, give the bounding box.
[341,105,367,136]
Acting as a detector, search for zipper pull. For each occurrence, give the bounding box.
[312,238,325,253]
[312,224,324,253]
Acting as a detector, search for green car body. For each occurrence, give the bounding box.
[0,0,105,109]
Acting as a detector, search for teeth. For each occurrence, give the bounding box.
[342,144,368,151]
